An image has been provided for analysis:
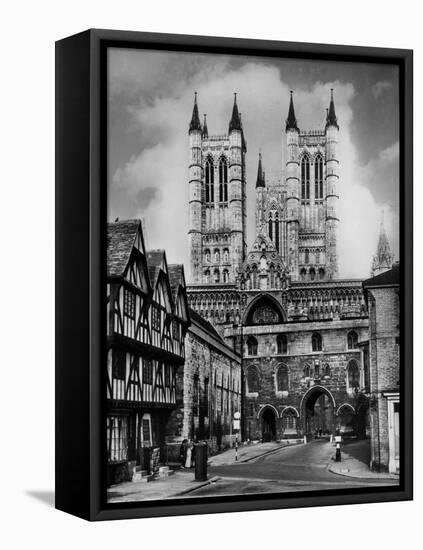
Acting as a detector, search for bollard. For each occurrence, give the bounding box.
[195,442,208,481]
[335,442,341,462]
[303,435,307,445]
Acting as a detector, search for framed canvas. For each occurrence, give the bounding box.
[55,29,413,521]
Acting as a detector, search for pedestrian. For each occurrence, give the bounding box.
[185,439,194,468]
[191,436,198,468]
[179,439,188,468]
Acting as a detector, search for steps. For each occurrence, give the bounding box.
[132,465,175,482]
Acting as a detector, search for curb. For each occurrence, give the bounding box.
[326,459,399,481]
[175,476,221,496]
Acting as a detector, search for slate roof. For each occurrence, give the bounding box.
[146,250,165,288]
[189,307,223,343]
[168,264,184,297]
[363,263,400,289]
[107,219,140,277]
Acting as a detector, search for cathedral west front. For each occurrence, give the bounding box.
[186,89,393,441]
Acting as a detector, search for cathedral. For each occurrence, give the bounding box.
[186,90,393,441]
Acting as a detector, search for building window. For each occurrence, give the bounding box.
[247,336,258,355]
[274,214,280,251]
[304,249,309,264]
[143,359,153,385]
[301,156,310,200]
[107,415,128,462]
[247,366,260,393]
[112,350,126,380]
[312,332,322,352]
[219,157,228,202]
[222,269,229,283]
[300,268,307,281]
[347,330,358,349]
[164,364,171,387]
[282,409,297,430]
[213,268,220,283]
[268,218,273,240]
[318,267,325,280]
[309,267,316,281]
[214,249,220,263]
[314,153,323,199]
[205,157,214,203]
[276,364,289,392]
[324,363,331,377]
[151,304,161,331]
[124,288,135,319]
[172,319,179,341]
[204,269,210,283]
[347,359,360,390]
[277,334,288,354]
[223,248,229,263]
[304,364,310,378]
[205,249,211,263]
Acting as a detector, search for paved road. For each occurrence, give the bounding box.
[191,440,397,497]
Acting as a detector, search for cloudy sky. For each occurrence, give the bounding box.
[108,47,399,279]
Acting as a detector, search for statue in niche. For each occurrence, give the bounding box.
[259,254,268,272]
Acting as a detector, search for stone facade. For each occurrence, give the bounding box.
[363,265,400,473]
[167,308,242,455]
[186,90,394,448]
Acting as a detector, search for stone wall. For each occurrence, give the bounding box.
[367,285,400,472]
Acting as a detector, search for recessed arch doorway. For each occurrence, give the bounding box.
[301,386,336,436]
[258,405,277,442]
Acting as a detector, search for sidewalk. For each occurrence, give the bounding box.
[208,440,303,466]
[107,469,220,503]
[107,441,302,503]
[327,439,399,480]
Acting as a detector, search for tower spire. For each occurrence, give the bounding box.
[202,113,208,138]
[256,151,265,188]
[189,92,202,133]
[229,92,242,132]
[326,88,339,129]
[371,210,394,276]
[285,90,299,132]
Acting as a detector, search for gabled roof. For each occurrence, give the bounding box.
[363,263,400,289]
[168,264,190,324]
[189,307,223,342]
[147,250,166,287]
[107,219,142,277]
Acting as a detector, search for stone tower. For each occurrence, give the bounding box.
[188,93,247,284]
[283,90,339,282]
[371,212,394,276]
[285,91,301,281]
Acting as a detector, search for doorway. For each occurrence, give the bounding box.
[261,407,277,441]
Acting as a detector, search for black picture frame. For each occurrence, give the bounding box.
[55,28,413,521]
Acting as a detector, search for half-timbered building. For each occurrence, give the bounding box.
[106,220,190,484]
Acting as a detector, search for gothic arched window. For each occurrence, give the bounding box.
[318,267,325,280]
[268,218,273,240]
[247,365,259,393]
[223,248,229,263]
[347,330,358,350]
[312,332,322,352]
[301,156,310,200]
[315,153,323,199]
[205,157,214,203]
[277,334,288,355]
[275,213,280,251]
[300,268,307,281]
[205,249,211,263]
[276,364,289,392]
[213,268,220,283]
[347,359,360,390]
[222,269,229,283]
[304,364,310,378]
[304,249,309,264]
[247,336,258,356]
[214,249,220,263]
[324,363,331,377]
[218,157,228,202]
[309,267,316,281]
[204,269,210,283]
